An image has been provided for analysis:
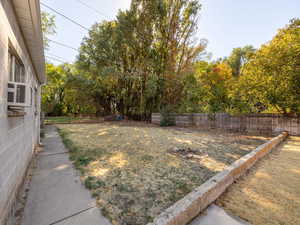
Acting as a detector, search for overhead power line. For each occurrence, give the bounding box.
[46,56,67,63]
[41,2,90,31]
[46,52,69,61]
[74,0,108,18]
[48,39,79,52]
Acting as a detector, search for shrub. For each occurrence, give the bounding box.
[160,105,175,127]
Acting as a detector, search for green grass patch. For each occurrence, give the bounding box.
[45,116,95,124]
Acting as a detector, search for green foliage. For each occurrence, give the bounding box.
[42,63,97,116]
[179,18,300,115]
[57,129,78,153]
[75,156,93,167]
[84,176,106,190]
[41,1,299,118]
[178,61,233,114]
[225,45,256,77]
[237,18,300,115]
[77,0,205,120]
[178,73,204,113]
[160,105,175,126]
[41,12,56,49]
[42,64,67,115]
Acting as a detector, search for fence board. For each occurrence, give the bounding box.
[152,113,300,135]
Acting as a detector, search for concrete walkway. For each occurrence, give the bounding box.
[21,126,111,225]
[189,204,250,225]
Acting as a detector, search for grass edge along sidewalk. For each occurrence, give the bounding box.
[45,116,103,124]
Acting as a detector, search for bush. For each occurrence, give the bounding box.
[160,105,175,126]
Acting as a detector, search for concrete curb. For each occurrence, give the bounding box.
[147,132,288,225]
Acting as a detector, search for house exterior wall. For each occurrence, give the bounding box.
[0,1,42,224]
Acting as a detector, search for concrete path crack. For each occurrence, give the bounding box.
[48,206,97,225]
[20,125,112,225]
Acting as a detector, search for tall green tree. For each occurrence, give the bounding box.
[226,45,255,77]
[77,0,205,119]
[42,64,97,116]
[42,64,68,115]
[239,18,300,114]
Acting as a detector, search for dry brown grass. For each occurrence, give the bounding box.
[57,121,268,225]
[217,136,300,225]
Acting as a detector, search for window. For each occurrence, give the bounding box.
[34,87,38,115]
[8,51,26,83]
[7,50,27,108]
[30,87,33,106]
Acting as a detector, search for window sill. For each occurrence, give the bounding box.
[8,111,26,117]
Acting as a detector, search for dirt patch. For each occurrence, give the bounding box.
[217,136,300,225]
[168,147,209,161]
[57,121,269,225]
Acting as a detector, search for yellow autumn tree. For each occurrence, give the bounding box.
[238,18,300,114]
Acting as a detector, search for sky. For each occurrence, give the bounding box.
[42,0,300,64]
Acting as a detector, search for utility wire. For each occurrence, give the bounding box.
[42,1,147,56]
[41,2,90,31]
[48,39,79,52]
[46,52,69,61]
[74,0,108,18]
[46,56,67,63]
[74,2,148,42]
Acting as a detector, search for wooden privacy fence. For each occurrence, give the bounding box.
[152,113,300,136]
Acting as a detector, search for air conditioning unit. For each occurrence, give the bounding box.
[7,82,27,108]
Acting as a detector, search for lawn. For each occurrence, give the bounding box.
[217,137,300,225]
[57,121,268,225]
[45,116,102,124]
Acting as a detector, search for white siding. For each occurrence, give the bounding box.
[0,1,42,224]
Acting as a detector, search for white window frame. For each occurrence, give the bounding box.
[8,50,26,83]
[7,49,28,109]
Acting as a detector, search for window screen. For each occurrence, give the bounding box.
[16,85,26,103]
[8,52,14,81]
[8,50,25,83]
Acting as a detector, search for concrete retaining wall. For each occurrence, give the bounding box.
[147,132,288,225]
[152,113,300,135]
